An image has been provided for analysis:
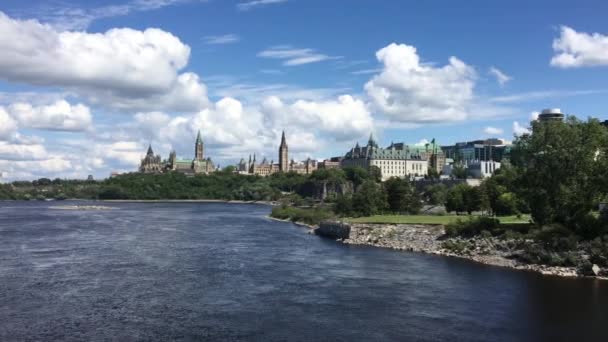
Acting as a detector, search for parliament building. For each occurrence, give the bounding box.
[238,131,318,176]
[139,130,215,175]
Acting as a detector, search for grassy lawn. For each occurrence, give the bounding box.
[346,214,531,225]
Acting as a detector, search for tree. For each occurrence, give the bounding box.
[452,165,468,179]
[343,166,370,187]
[368,166,383,183]
[351,180,388,217]
[446,183,481,215]
[494,192,519,216]
[427,167,440,180]
[511,117,608,235]
[424,184,448,205]
[384,177,421,214]
[334,194,354,217]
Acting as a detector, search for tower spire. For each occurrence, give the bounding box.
[195,129,204,161]
[279,130,288,172]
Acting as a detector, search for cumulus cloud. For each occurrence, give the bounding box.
[257,45,341,66]
[530,111,540,121]
[0,141,48,160]
[7,100,92,131]
[551,26,608,68]
[488,67,512,86]
[513,121,530,136]
[0,158,73,180]
[484,126,504,135]
[260,95,373,141]
[365,43,476,123]
[0,12,208,112]
[123,93,373,164]
[0,108,18,140]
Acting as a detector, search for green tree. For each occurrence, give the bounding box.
[446,183,481,215]
[494,192,519,216]
[384,177,421,214]
[424,183,448,205]
[452,165,468,179]
[511,117,608,236]
[343,166,370,187]
[351,180,388,217]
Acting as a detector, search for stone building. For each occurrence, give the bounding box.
[139,130,215,175]
[319,157,342,169]
[341,134,428,181]
[139,145,163,173]
[244,131,317,176]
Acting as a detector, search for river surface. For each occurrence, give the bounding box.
[1,201,607,341]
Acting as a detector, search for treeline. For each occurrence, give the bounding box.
[0,166,365,202]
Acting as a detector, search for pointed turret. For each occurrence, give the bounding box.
[196,129,202,144]
[146,144,154,156]
[280,130,287,147]
[368,133,377,147]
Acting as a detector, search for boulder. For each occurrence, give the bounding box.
[592,264,601,276]
[315,221,351,240]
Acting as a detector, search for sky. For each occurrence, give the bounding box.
[0,0,607,181]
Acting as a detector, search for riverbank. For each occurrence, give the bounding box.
[313,221,607,279]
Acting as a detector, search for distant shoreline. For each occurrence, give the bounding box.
[101,199,277,205]
[0,199,277,205]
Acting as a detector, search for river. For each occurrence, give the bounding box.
[0,201,607,341]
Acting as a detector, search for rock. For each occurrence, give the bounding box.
[592,264,601,276]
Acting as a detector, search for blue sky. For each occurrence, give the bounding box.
[0,0,607,180]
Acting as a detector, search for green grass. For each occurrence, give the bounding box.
[346,214,531,225]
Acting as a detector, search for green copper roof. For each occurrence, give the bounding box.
[195,129,202,144]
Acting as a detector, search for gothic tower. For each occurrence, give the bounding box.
[279,130,288,172]
[195,129,204,161]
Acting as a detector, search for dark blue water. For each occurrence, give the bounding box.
[0,201,607,341]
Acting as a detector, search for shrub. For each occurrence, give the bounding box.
[270,206,334,226]
[444,216,500,237]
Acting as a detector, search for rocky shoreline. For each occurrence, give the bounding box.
[313,222,607,279]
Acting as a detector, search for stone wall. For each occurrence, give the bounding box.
[315,221,351,239]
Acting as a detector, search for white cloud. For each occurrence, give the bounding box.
[484,126,504,135]
[365,43,476,123]
[257,46,341,66]
[203,34,240,45]
[237,0,288,11]
[86,72,209,112]
[489,89,608,103]
[488,67,512,85]
[0,108,18,140]
[551,26,608,68]
[0,12,208,112]
[0,141,48,160]
[530,111,540,121]
[0,158,73,180]
[513,121,530,136]
[350,68,382,75]
[8,100,92,131]
[260,95,373,141]
[18,0,202,31]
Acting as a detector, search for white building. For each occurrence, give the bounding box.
[468,160,501,179]
[341,134,428,181]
